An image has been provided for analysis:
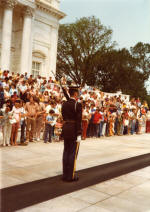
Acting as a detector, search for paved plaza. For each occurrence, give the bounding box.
[0,134,150,211]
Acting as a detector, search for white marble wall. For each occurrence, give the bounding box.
[0,0,64,77]
[39,0,60,10]
[0,8,3,68]
[33,8,59,77]
[11,9,23,74]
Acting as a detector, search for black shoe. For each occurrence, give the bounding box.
[67,176,79,182]
[61,177,68,182]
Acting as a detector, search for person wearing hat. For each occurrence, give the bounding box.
[61,86,82,182]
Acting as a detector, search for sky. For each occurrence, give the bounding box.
[60,0,150,92]
[60,0,150,50]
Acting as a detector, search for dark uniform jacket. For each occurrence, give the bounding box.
[62,98,82,141]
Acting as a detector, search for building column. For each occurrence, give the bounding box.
[1,0,17,71]
[49,25,59,77]
[20,6,33,75]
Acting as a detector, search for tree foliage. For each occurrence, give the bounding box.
[130,42,150,80]
[56,16,150,104]
[57,16,115,86]
[95,49,147,99]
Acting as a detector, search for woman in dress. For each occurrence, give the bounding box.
[11,99,21,145]
[35,98,45,141]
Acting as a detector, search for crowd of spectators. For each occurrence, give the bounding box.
[0,70,150,147]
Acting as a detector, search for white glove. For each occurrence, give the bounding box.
[77,136,81,143]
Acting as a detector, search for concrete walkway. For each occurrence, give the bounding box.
[0,134,150,211]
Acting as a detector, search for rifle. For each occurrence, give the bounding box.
[51,71,70,100]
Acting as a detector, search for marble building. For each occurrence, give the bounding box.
[0,0,65,77]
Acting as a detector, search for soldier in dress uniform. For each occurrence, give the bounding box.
[61,86,82,182]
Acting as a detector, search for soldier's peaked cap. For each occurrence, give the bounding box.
[68,86,80,92]
[68,86,80,95]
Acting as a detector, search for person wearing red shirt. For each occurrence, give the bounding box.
[93,108,102,137]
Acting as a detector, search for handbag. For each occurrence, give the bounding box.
[9,118,17,124]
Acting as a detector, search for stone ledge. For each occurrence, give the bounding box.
[35,0,66,20]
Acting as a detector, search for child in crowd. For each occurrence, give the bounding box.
[44,109,55,143]
[54,117,63,142]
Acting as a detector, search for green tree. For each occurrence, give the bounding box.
[96,48,148,99]
[130,42,150,80]
[56,17,149,104]
[57,16,115,86]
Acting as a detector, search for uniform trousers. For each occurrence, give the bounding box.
[63,139,80,180]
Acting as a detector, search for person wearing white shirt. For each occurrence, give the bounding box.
[11,100,21,145]
[4,87,11,101]
[46,104,51,114]
[0,106,12,146]
[9,84,18,96]
[19,81,27,102]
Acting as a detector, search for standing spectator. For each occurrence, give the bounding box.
[146,110,150,133]
[140,115,146,133]
[9,84,18,96]
[19,80,27,102]
[138,114,143,134]
[82,106,91,140]
[35,98,45,141]
[43,91,49,104]
[129,108,137,135]
[101,110,107,136]
[123,116,129,135]
[50,101,59,137]
[24,96,38,143]
[108,114,115,136]
[0,105,12,146]
[20,100,26,145]
[93,108,102,137]
[116,113,123,136]
[54,117,63,142]
[11,100,21,146]
[44,109,55,143]
[87,104,96,137]
[0,86,4,109]
[98,107,104,137]
[4,86,11,101]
